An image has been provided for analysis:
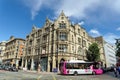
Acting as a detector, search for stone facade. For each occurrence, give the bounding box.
[3,36,25,68]
[22,11,106,72]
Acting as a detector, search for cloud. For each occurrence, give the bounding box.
[55,0,101,19]
[89,29,101,37]
[103,33,119,44]
[53,0,120,25]
[22,0,57,20]
[78,21,85,25]
[22,0,120,20]
[22,0,43,20]
[112,0,120,14]
[116,27,120,31]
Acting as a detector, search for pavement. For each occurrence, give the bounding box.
[21,69,58,74]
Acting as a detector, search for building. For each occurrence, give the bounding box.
[95,36,117,68]
[3,36,25,68]
[104,42,116,67]
[22,11,106,72]
[95,36,106,67]
[0,41,7,64]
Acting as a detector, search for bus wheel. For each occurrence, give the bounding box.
[74,71,78,76]
[92,71,96,75]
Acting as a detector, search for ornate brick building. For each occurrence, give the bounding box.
[22,11,106,72]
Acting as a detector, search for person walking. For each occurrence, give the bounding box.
[113,66,118,77]
[117,66,120,75]
[37,64,41,73]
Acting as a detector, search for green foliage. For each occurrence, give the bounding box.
[116,42,120,57]
[86,43,100,62]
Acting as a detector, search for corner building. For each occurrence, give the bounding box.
[23,11,104,72]
[3,36,25,68]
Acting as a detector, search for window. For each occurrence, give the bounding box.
[66,63,74,69]
[29,40,32,45]
[45,28,49,32]
[78,38,81,44]
[18,41,19,44]
[28,49,31,54]
[59,23,66,28]
[59,44,67,52]
[78,46,82,54]
[61,16,64,19]
[72,46,74,52]
[37,39,40,44]
[78,29,80,34]
[82,40,86,47]
[59,32,67,40]
[72,35,74,42]
[43,35,47,41]
[83,32,85,37]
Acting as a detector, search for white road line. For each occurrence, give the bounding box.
[37,75,42,80]
[52,74,56,80]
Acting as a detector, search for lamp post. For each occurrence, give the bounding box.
[37,44,41,72]
[82,38,85,60]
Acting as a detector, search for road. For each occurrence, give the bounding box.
[0,70,120,80]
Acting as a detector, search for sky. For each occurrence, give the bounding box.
[0,0,120,45]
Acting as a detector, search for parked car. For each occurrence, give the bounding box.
[4,66,10,71]
[106,66,114,72]
[101,67,107,73]
[0,65,3,70]
[9,66,18,72]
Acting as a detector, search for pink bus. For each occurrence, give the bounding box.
[59,60,103,75]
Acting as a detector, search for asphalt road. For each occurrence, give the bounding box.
[0,70,120,80]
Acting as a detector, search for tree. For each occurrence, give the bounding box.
[86,43,100,62]
[116,39,120,57]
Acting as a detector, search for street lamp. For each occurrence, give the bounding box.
[82,38,85,60]
[37,45,41,72]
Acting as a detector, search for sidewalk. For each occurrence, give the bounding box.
[20,70,58,74]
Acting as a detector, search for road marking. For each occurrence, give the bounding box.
[37,75,42,80]
[52,74,56,80]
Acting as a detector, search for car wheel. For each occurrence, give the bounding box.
[74,71,78,76]
[92,71,96,75]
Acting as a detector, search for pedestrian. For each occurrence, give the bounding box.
[117,66,120,75]
[37,64,41,73]
[113,66,118,77]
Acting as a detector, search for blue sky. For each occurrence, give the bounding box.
[0,0,120,44]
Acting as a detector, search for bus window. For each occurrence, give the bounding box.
[79,64,84,69]
[66,63,73,69]
[73,63,79,69]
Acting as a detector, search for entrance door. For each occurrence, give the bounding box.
[41,57,48,71]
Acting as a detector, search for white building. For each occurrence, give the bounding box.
[104,42,116,67]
